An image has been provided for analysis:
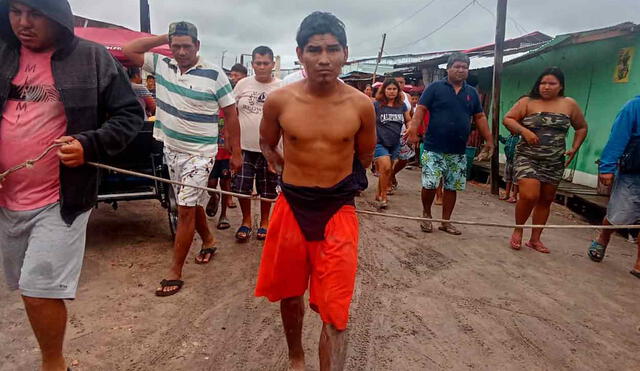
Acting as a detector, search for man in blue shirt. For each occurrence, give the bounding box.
[407,53,493,235]
[588,96,640,278]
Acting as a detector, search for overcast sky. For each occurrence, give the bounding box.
[68,0,640,68]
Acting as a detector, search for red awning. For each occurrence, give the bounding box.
[74,27,172,67]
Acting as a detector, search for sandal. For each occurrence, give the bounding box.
[217,217,231,230]
[235,225,252,242]
[630,270,640,279]
[256,227,268,241]
[587,240,607,262]
[195,247,217,264]
[206,193,219,217]
[439,223,462,235]
[526,241,550,254]
[510,234,522,250]
[379,200,389,209]
[420,213,433,233]
[155,279,184,297]
[227,201,237,209]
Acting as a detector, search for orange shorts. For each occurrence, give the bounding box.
[254,195,358,331]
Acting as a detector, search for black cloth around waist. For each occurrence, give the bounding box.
[281,159,367,241]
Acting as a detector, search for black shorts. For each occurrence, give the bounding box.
[210,159,230,180]
[232,151,278,199]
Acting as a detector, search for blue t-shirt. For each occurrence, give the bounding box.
[374,101,407,148]
[419,79,483,154]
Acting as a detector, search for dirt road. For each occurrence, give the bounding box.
[1,168,638,370]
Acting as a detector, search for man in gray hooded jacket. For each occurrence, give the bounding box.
[0,0,143,370]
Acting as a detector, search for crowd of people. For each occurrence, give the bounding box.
[0,1,638,371]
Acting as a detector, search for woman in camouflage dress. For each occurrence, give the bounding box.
[503,67,588,253]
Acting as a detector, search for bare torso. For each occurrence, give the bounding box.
[275,81,374,187]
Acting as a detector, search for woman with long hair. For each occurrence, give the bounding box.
[373,79,411,208]
[362,84,374,101]
[503,67,588,253]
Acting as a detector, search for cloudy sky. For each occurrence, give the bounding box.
[68,0,640,68]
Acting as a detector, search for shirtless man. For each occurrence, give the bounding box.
[255,12,376,371]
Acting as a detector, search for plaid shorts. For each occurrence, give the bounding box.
[232,151,279,199]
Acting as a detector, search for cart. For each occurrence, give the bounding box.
[97,121,178,239]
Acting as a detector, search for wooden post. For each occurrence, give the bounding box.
[490,0,508,195]
[371,33,387,84]
[139,0,151,33]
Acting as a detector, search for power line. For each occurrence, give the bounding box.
[350,0,441,51]
[475,0,529,35]
[387,0,440,33]
[394,0,476,52]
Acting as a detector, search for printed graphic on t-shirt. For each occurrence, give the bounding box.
[243,91,269,114]
[0,48,67,211]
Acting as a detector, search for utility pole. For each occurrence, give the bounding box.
[221,50,227,69]
[371,33,387,84]
[139,0,151,33]
[490,0,508,195]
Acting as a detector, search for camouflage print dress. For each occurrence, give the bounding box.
[514,112,571,185]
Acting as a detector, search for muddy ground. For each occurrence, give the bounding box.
[1,168,639,371]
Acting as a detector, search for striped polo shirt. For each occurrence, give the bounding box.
[143,53,235,156]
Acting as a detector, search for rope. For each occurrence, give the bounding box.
[0,143,64,186]
[2,144,640,230]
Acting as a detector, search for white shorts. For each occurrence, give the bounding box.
[164,146,214,207]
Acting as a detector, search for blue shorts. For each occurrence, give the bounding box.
[421,150,467,191]
[607,173,640,225]
[374,143,401,161]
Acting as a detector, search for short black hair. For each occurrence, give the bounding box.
[230,63,248,75]
[146,75,155,80]
[252,46,274,60]
[447,52,470,68]
[296,11,347,49]
[127,67,141,79]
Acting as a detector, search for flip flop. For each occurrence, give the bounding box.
[217,217,231,230]
[195,247,217,264]
[227,201,237,209]
[256,227,268,241]
[526,241,550,254]
[630,270,640,279]
[439,224,462,235]
[155,279,184,297]
[587,240,607,262]
[206,193,219,217]
[235,225,252,242]
[510,234,522,250]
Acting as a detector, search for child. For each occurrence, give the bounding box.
[499,133,520,203]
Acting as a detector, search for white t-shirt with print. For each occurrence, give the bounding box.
[234,76,283,152]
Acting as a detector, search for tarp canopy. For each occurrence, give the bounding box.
[74,27,172,67]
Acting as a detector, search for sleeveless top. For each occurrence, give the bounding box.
[516,112,571,162]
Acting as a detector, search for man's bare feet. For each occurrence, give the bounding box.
[288,358,305,371]
[435,198,443,206]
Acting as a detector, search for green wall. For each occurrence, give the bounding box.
[489,33,640,184]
